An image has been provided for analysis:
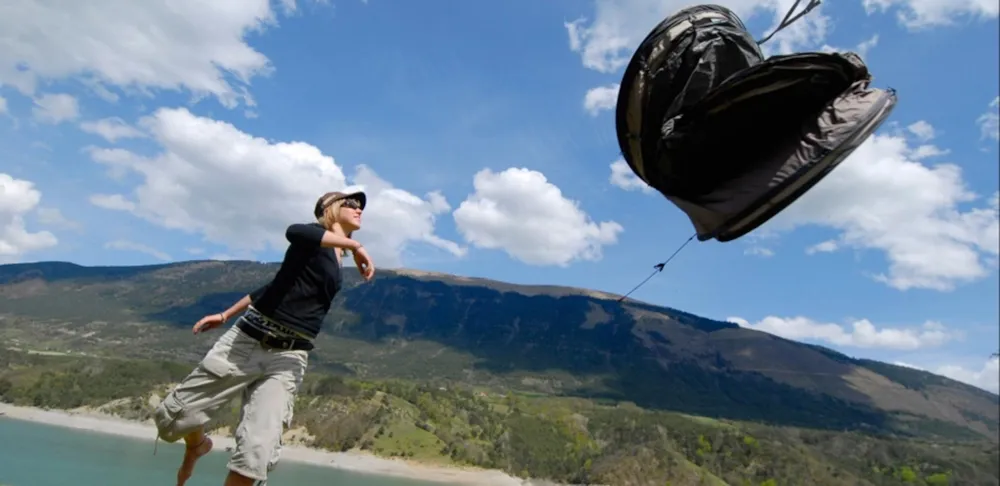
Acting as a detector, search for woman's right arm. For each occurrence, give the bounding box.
[286,223,362,251]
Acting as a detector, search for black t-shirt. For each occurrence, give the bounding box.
[248,223,343,339]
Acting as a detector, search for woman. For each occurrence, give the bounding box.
[152,191,375,486]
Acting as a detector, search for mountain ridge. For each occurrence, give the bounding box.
[0,260,996,443]
[0,260,631,301]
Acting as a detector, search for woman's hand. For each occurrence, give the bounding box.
[353,246,375,281]
[193,313,227,334]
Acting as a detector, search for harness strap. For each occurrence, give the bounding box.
[245,306,315,340]
[237,318,315,351]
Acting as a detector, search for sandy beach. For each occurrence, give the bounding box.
[0,403,529,486]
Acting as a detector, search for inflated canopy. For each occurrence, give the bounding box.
[615,4,897,242]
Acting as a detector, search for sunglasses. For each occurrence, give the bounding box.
[340,198,363,210]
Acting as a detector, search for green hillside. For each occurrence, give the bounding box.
[1,347,997,485]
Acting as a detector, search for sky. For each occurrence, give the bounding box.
[0,0,997,393]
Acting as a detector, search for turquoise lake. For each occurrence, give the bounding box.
[0,417,446,486]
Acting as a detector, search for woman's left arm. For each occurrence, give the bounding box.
[193,294,253,334]
[220,294,253,321]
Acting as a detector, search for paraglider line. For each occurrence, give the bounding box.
[756,0,822,45]
[617,233,696,303]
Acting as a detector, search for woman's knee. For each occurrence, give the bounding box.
[153,389,214,443]
[152,391,189,442]
[153,364,238,442]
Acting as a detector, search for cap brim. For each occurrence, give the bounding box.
[339,191,366,210]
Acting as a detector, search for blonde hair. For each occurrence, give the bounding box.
[318,197,353,257]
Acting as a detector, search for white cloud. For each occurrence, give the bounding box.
[977,96,999,142]
[609,159,653,193]
[855,34,880,57]
[104,239,172,262]
[453,167,623,266]
[820,33,880,59]
[85,147,140,181]
[349,165,468,264]
[0,0,322,109]
[0,96,7,114]
[0,173,58,260]
[32,93,79,124]
[893,357,1000,394]
[863,0,999,29]
[936,357,1000,394]
[744,246,774,258]
[211,253,244,261]
[79,117,146,143]
[910,144,948,160]
[84,107,461,268]
[805,239,839,254]
[907,120,936,141]
[763,129,999,292]
[36,207,81,231]
[80,78,120,103]
[583,83,619,116]
[89,194,136,212]
[728,316,960,350]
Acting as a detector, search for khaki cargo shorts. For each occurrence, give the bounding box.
[153,321,308,482]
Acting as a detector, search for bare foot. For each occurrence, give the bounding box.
[176,436,213,486]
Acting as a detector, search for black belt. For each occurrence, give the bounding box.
[237,320,314,351]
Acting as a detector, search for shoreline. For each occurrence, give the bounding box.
[0,403,529,486]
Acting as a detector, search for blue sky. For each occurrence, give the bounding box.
[0,0,997,392]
